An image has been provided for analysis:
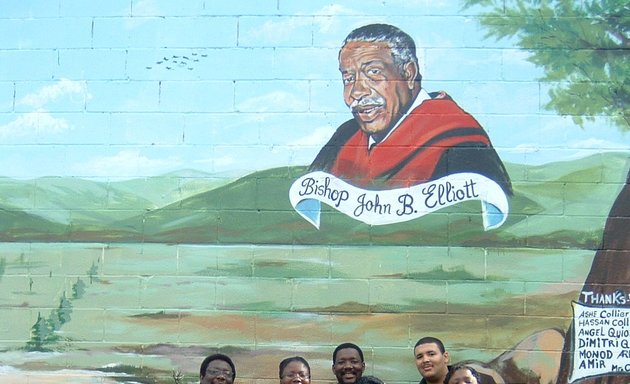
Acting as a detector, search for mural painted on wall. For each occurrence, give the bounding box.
[0,1,628,383]
[290,23,511,231]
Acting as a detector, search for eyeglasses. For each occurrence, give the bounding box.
[283,372,310,379]
[206,368,233,377]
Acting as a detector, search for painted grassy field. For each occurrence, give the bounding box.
[0,242,594,383]
[0,152,628,382]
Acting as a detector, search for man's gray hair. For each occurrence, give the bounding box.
[342,23,420,81]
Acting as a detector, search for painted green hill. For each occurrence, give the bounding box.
[0,170,233,226]
[0,152,627,246]
[122,152,629,247]
[0,207,68,241]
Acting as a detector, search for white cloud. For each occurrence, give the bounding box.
[0,109,70,138]
[314,4,354,16]
[556,138,629,163]
[253,17,312,42]
[248,5,357,41]
[74,150,181,177]
[569,138,629,151]
[0,79,92,139]
[131,0,157,15]
[504,138,629,165]
[313,5,358,33]
[193,155,234,168]
[508,143,541,154]
[237,91,307,112]
[127,0,158,27]
[193,157,214,166]
[288,125,335,146]
[18,79,88,108]
[213,156,235,167]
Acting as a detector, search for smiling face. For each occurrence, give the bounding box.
[281,361,311,384]
[332,347,365,384]
[200,359,234,384]
[414,342,449,384]
[339,40,418,137]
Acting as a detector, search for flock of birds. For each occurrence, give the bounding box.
[146,51,209,71]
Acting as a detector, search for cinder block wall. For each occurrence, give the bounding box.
[0,1,627,383]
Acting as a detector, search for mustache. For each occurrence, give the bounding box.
[350,96,385,112]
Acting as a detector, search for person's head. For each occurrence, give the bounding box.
[446,364,481,384]
[332,342,366,384]
[200,354,236,384]
[279,356,311,384]
[413,337,449,384]
[338,23,421,138]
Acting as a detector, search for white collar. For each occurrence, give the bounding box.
[368,88,431,149]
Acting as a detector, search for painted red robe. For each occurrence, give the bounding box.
[310,92,512,194]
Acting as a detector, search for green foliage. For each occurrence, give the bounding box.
[25,291,75,351]
[462,0,630,130]
[26,312,56,351]
[47,309,63,331]
[56,292,72,324]
[87,262,98,284]
[72,277,86,299]
[0,257,5,281]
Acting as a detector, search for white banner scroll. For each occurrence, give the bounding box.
[569,301,630,383]
[289,171,509,230]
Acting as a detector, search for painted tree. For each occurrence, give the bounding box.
[87,261,98,284]
[463,0,629,128]
[25,293,74,351]
[26,312,54,352]
[462,1,629,383]
[47,308,63,331]
[72,277,86,299]
[56,292,72,325]
[0,257,5,281]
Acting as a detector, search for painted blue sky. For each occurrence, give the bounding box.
[0,0,627,180]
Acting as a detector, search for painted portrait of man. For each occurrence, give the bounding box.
[309,23,512,196]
